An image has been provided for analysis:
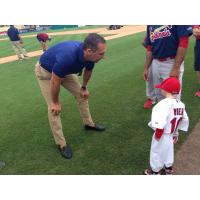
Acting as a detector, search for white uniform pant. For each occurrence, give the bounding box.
[150,133,174,172]
[146,64,156,101]
[151,58,184,101]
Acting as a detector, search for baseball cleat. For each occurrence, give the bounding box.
[195,91,200,97]
[164,166,173,175]
[143,168,162,175]
[144,98,155,109]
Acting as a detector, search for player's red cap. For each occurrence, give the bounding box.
[155,77,180,94]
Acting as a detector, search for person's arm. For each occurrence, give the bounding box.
[81,68,93,97]
[154,128,164,141]
[17,35,23,44]
[15,28,23,44]
[143,46,153,81]
[169,37,189,78]
[7,30,10,38]
[50,72,62,115]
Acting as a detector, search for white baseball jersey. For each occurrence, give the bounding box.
[148,97,189,172]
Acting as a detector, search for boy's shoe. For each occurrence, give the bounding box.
[143,168,162,175]
[144,98,155,109]
[195,91,200,97]
[164,166,173,175]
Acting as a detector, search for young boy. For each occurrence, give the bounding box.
[144,77,189,175]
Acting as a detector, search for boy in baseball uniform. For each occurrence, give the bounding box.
[144,77,189,175]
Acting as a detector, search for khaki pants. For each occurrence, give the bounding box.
[35,62,94,147]
[11,41,28,59]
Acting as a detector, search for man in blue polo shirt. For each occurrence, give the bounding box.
[143,25,192,105]
[7,25,29,60]
[35,33,106,159]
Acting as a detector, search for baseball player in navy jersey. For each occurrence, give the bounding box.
[143,25,193,102]
[192,25,200,97]
[144,77,189,175]
[142,36,156,109]
[7,25,29,60]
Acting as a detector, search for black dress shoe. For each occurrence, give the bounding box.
[58,145,73,159]
[84,124,106,131]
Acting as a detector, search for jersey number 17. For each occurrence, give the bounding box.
[170,117,182,134]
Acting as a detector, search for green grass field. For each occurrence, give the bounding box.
[0,32,199,174]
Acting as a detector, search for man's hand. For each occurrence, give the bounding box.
[170,67,180,78]
[51,102,61,115]
[173,136,178,144]
[80,87,89,98]
[143,68,149,81]
[173,131,179,144]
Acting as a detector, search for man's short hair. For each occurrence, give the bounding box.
[83,33,106,51]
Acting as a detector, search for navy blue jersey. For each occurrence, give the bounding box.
[7,26,20,41]
[40,41,95,78]
[194,40,200,70]
[146,25,192,59]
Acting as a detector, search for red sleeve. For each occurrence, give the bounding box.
[178,36,189,48]
[146,45,152,52]
[155,128,164,140]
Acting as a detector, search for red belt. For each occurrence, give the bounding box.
[157,56,175,62]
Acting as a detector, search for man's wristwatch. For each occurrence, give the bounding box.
[81,86,86,90]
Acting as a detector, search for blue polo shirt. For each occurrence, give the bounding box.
[7,27,20,41]
[146,25,192,59]
[39,41,95,78]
